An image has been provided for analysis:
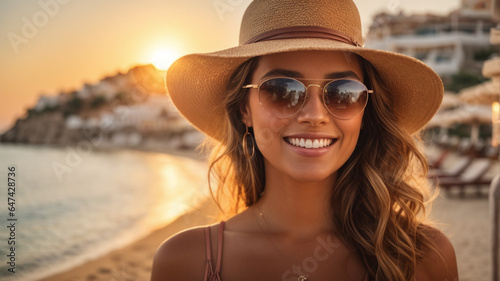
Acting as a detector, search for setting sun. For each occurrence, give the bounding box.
[150,48,181,71]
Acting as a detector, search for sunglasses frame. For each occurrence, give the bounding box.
[243,77,373,119]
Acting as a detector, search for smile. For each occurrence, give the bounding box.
[285,137,336,149]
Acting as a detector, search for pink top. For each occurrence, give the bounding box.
[203,221,369,281]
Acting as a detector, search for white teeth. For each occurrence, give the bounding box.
[305,139,313,148]
[287,138,334,149]
[313,139,319,148]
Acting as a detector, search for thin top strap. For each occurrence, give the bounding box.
[215,221,225,272]
[204,221,225,281]
[204,225,213,281]
[204,225,212,262]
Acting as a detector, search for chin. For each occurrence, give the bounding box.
[287,168,337,184]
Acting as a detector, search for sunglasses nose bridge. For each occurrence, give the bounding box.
[305,84,322,91]
[304,83,328,107]
[297,83,330,116]
[304,83,323,99]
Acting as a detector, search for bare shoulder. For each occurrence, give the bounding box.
[416,226,459,281]
[150,226,208,281]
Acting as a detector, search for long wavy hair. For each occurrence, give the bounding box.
[204,53,439,281]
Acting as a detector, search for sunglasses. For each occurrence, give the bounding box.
[243,77,373,119]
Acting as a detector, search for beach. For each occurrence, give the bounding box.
[38,152,497,281]
[40,194,493,281]
[39,198,220,281]
[0,144,213,281]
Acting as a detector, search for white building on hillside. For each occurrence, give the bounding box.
[34,95,60,111]
[366,0,497,76]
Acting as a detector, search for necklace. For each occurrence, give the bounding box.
[253,204,309,281]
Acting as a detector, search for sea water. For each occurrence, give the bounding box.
[0,144,208,281]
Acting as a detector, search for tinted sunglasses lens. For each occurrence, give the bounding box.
[259,78,306,117]
[324,80,368,119]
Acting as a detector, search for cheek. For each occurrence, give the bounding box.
[346,123,362,139]
[253,114,288,152]
[247,93,289,150]
[337,116,363,149]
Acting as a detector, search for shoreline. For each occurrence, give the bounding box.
[39,198,220,281]
[0,141,208,161]
[0,142,212,281]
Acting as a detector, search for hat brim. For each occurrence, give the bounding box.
[166,38,443,140]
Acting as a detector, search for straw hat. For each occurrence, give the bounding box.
[166,0,444,140]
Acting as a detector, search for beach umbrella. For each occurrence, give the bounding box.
[452,104,492,145]
[427,92,464,129]
[427,105,492,145]
[454,104,493,124]
[427,105,476,128]
[427,112,455,128]
[426,93,464,128]
[459,81,500,105]
[441,92,463,109]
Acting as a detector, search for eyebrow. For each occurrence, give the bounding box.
[324,71,361,80]
[260,69,361,80]
[261,69,303,79]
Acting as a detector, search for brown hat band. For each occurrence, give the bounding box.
[244,26,361,47]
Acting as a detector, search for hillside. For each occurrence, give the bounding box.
[0,65,203,152]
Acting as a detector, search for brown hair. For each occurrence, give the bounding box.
[204,54,439,281]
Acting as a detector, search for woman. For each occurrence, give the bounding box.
[151,0,458,280]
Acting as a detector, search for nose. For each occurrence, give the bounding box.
[295,85,330,125]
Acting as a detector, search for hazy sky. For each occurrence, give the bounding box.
[0,0,462,133]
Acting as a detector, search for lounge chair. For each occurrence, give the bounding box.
[436,158,493,196]
[428,149,450,169]
[428,156,472,179]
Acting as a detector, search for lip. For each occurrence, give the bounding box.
[283,133,338,157]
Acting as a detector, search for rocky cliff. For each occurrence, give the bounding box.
[0,64,204,151]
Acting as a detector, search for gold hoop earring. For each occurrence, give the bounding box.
[242,126,255,159]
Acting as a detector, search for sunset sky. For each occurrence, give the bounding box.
[0,0,462,133]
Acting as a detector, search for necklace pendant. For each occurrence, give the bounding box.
[298,276,307,281]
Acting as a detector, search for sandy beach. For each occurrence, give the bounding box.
[40,198,220,281]
[40,151,498,281]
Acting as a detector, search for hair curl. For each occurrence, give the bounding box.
[204,54,439,281]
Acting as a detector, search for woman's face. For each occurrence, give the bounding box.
[241,50,366,184]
